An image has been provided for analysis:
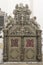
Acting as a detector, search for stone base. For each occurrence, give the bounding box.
[0,62,43,65]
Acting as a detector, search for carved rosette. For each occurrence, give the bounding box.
[26,49,34,59]
[9,49,19,61]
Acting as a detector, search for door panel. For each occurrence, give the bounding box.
[8,37,21,61]
[24,37,36,61]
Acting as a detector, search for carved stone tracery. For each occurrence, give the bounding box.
[3,4,42,62]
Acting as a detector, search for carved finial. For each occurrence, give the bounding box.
[15,4,18,9]
[19,3,23,8]
[0,8,1,11]
[34,16,36,20]
[25,4,28,8]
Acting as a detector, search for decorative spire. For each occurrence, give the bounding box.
[13,4,31,25]
[15,4,18,9]
[25,4,28,9]
[19,3,23,8]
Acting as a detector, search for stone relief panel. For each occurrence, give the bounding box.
[3,4,42,62]
[8,37,21,61]
[24,37,37,61]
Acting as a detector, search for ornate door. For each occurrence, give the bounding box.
[24,37,37,61]
[8,37,21,61]
[8,36,37,62]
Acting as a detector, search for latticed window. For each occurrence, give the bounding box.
[11,39,18,47]
[26,39,34,47]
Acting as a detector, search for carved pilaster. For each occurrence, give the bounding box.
[36,30,42,61]
[20,37,25,61]
[3,29,8,61]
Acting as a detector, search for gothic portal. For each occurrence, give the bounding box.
[3,4,42,62]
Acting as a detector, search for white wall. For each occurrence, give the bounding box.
[33,0,43,30]
[33,0,43,52]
